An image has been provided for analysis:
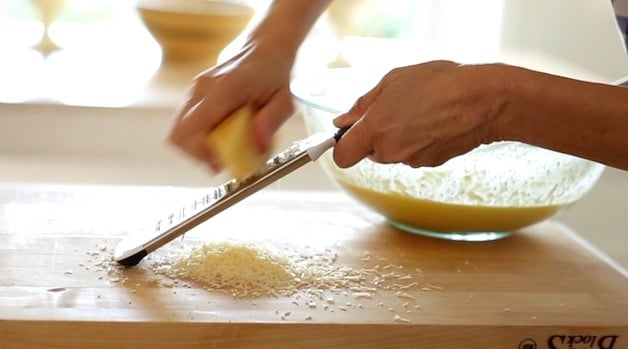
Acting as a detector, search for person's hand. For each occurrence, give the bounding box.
[168,42,295,172]
[333,61,510,168]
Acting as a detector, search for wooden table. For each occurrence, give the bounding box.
[0,184,626,349]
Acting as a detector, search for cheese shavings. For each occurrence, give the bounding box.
[170,242,297,298]
[150,241,427,308]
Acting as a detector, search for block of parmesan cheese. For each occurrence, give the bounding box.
[204,105,270,180]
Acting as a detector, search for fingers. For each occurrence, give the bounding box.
[168,102,233,173]
[402,131,480,168]
[168,75,295,174]
[168,73,247,172]
[331,97,453,169]
[332,86,383,167]
[330,61,487,170]
[172,73,218,126]
[170,75,243,143]
[250,88,295,153]
[177,131,224,173]
[332,118,375,168]
[333,88,427,167]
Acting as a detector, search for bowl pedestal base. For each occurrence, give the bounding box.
[387,219,512,242]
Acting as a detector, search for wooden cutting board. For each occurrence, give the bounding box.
[0,183,626,349]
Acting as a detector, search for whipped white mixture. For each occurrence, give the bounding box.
[325,141,604,207]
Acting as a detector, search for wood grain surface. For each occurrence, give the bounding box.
[0,184,626,349]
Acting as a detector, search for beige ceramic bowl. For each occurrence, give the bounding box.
[137,0,253,65]
[292,68,605,241]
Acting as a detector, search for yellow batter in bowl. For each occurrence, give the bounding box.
[293,68,604,241]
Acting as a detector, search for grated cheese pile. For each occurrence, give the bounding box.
[156,241,418,299]
[169,242,298,298]
[88,241,446,322]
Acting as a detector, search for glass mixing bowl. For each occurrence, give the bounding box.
[292,68,605,241]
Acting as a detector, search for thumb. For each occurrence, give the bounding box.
[332,118,374,168]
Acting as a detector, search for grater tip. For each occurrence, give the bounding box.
[115,249,148,267]
[114,236,149,267]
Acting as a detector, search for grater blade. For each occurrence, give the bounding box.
[114,128,346,267]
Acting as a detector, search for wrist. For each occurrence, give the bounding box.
[486,64,534,143]
[243,27,299,66]
[242,0,332,68]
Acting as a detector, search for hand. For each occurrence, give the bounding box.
[332,61,508,168]
[168,42,295,172]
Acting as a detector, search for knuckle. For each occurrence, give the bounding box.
[352,95,369,113]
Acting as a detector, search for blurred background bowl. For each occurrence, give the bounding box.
[136,0,253,65]
[292,68,605,241]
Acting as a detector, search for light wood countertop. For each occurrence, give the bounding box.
[0,184,626,348]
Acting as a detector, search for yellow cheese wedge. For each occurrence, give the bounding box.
[205,105,270,180]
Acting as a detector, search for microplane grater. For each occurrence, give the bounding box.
[114,127,347,267]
